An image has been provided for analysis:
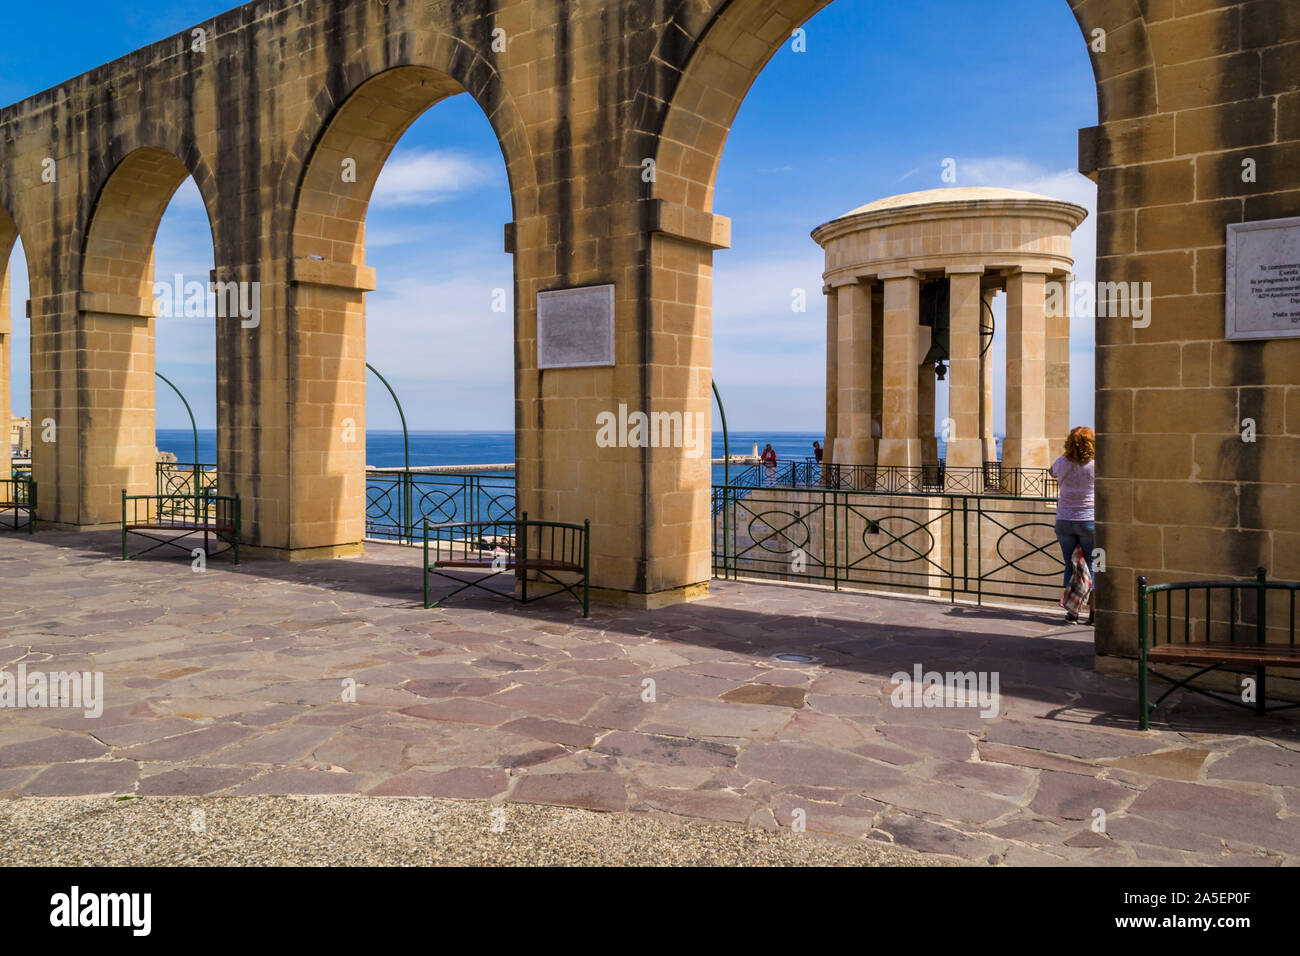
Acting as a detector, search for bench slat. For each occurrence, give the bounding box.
[1148,642,1300,668]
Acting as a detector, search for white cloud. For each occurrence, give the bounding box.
[370,150,491,206]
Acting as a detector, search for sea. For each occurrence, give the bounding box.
[155,429,1001,485]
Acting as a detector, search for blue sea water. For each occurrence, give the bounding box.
[155,429,1002,474]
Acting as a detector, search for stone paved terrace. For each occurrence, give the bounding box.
[2,530,1300,866]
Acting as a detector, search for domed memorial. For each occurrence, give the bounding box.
[811,187,1087,487]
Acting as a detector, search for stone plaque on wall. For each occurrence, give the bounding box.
[537,284,616,368]
[1226,217,1300,340]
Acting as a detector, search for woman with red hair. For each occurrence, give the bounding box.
[1051,426,1095,625]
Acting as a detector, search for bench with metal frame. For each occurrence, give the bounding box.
[423,513,589,617]
[1138,567,1300,730]
[121,489,241,563]
[0,477,35,533]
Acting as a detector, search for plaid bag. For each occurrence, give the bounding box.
[1062,545,1093,619]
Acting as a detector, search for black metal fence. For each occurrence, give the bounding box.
[0,477,36,532]
[728,458,1056,497]
[713,483,1066,605]
[366,470,517,544]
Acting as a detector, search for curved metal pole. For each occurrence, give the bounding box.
[366,363,411,541]
[711,380,731,580]
[155,371,199,516]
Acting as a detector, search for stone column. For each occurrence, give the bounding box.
[0,263,9,481]
[1046,272,1072,454]
[823,286,837,467]
[1003,269,1051,471]
[945,268,985,473]
[833,279,873,466]
[877,272,922,467]
[981,289,998,463]
[917,323,937,465]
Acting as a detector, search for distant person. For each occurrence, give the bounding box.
[1051,426,1095,625]
[761,443,778,487]
[813,441,823,463]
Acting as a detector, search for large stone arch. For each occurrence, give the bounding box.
[635,0,1154,619]
[69,145,219,522]
[0,202,26,483]
[270,61,522,555]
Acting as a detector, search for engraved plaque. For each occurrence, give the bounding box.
[537,284,616,368]
[1226,217,1300,340]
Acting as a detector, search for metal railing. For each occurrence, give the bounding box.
[367,470,517,544]
[712,483,1065,605]
[121,489,241,562]
[156,462,220,498]
[0,477,36,533]
[712,458,1057,516]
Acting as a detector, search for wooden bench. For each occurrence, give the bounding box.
[423,514,589,616]
[122,489,241,563]
[0,478,36,533]
[1138,568,1300,729]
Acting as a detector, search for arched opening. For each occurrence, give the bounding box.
[656,0,1105,606]
[1,204,31,485]
[289,65,515,552]
[76,147,218,524]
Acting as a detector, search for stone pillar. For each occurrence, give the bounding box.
[917,323,937,465]
[981,289,998,463]
[0,263,9,481]
[824,286,837,466]
[877,272,921,467]
[1046,272,1072,454]
[1003,269,1051,470]
[945,268,985,472]
[219,258,371,559]
[833,279,873,466]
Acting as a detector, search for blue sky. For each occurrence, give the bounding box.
[3,0,1098,435]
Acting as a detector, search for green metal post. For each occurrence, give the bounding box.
[1138,575,1149,730]
[1256,566,1268,715]
[711,380,731,580]
[155,371,200,524]
[366,363,411,543]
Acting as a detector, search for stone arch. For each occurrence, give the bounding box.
[74,145,219,514]
[650,0,1153,211]
[80,146,216,309]
[281,39,538,258]
[0,201,28,481]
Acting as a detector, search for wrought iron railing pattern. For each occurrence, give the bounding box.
[366,471,517,544]
[712,484,1065,605]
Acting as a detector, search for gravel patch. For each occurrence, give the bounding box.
[0,796,951,867]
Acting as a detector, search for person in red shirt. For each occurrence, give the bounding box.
[761,443,778,487]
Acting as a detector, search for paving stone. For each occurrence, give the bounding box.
[399,699,516,726]
[17,760,138,796]
[368,768,509,799]
[976,741,1099,776]
[637,787,756,824]
[879,725,975,761]
[499,716,599,749]
[1206,744,1300,788]
[497,745,569,769]
[984,720,1165,759]
[871,781,1020,825]
[1029,770,1137,820]
[234,769,368,795]
[1127,779,1300,852]
[118,724,254,761]
[641,699,791,738]
[770,793,884,839]
[719,684,806,708]
[509,772,628,812]
[738,742,907,790]
[594,731,737,768]
[490,684,602,721]
[136,767,255,796]
[206,726,339,765]
[869,810,1004,863]
[0,734,107,767]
